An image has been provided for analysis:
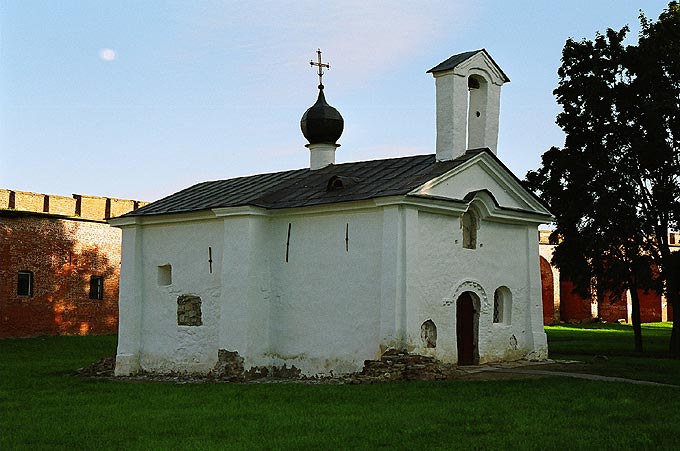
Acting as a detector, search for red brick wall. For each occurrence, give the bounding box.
[598,292,628,322]
[540,256,555,325]
[638,289,662,323]
[564,287,662,323]
[560,279,593,322]
[0,213,121,338]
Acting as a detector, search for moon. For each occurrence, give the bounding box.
[99,49,117,61]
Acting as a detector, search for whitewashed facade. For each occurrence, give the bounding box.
[112,50,551,376]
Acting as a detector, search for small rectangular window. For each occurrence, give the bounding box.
[17,271,33,296]
[89,276,104,300]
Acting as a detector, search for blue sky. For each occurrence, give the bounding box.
[0,1,671,201]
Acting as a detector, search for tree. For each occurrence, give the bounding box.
[526,2,680,354]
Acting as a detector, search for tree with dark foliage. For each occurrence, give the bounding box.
[526,2,680,354]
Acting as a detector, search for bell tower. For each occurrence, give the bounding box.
[427,49,509,161]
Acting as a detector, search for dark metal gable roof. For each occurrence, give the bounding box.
[125,152,487,217]
[427,49,510,82]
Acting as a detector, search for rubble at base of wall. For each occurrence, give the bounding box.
[207,349,303,382]
[352,349,458,383]
[77,349,467,383]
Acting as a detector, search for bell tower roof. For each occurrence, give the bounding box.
[427,49,510,83]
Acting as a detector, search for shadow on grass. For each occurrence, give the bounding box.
[546,322,680,385]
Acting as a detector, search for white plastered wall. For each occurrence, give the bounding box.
[115,217,224,374]
[268,209,384,374]
[217,214,272,369]
[405,209,547,364]
[424,163,525,209]
[404,152,549,363]
[115,177,548,376]
[114,224,144,376]
[115,207,389,376]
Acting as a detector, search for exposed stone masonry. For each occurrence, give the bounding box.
[177,295,202,326]
[80,349,463,383]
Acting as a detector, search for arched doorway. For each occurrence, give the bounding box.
[456,291,479,365]
[540,256,555,325]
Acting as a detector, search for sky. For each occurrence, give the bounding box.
[0,1,672,202]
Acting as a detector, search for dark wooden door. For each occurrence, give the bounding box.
[457,292,475,365]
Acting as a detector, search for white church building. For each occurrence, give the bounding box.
[112,49,552,376]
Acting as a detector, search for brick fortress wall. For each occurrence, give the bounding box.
[0,189,148,338]
[539,229,679,324]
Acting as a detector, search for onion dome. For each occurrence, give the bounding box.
[300,85,344,145]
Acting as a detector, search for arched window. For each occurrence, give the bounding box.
[493,287,512,324]
[462,209,478,249]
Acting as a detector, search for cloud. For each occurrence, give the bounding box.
[315,2,457,79]
[99,48,117,61]
[181,1,471,90]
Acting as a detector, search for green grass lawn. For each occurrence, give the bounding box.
[546,322,680,385]
[1,328,679,451]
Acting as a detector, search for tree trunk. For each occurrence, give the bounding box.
[671,293,680,357]
[629,272,643,353]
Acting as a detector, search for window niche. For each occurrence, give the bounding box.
[158,264,172,286]
[89,275,104,300]
[461,208,478,249]
[493,287,512,324]
[177,294,202,326]
[17,271,33,297]
[420,319,437,348]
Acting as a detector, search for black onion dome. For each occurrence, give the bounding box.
[300,86,344,145]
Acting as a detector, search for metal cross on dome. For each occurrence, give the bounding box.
[310,49,330,88]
